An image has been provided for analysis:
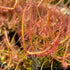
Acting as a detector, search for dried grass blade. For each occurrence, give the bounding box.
[60,33,70,44]
[22,5,27,51]
[4,30,14,59]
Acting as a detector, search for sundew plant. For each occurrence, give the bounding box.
[0,0,70,70]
